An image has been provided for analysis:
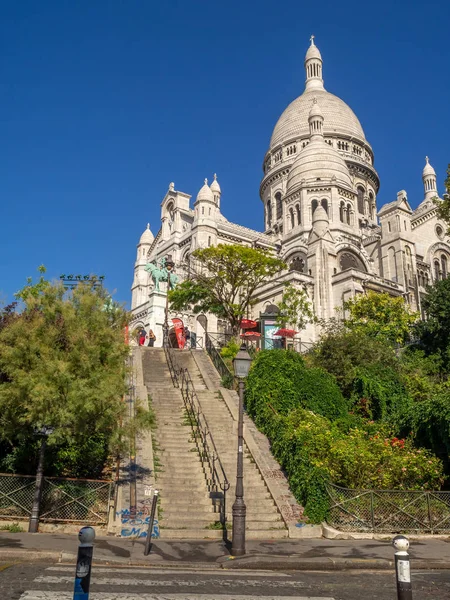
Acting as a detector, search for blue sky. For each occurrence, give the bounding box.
[1,0,449,306]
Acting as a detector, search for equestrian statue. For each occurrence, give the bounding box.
[144,257,178,292]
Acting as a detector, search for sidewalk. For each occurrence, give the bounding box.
[1,532,449,571]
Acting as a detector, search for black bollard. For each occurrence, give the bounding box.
[73,526,95,600]
[393,534,413,600]
[144,489,159,556]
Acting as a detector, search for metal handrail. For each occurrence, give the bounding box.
[204,332,234,382]
[163,344,229,531]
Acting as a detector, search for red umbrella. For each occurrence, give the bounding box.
[274,328,298,338]
[240,319,258,330]
[240,331,261,341]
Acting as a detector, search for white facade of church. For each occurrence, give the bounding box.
[130,39,449,346]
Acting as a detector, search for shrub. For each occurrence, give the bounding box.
[267,408,445,523]
[246,349,349,423]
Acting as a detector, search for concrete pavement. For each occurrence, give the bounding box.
[1,532,450,570]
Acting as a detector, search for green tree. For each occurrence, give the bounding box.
[169,244,286,336]
[310,324,398,397]
[433,164,450,232]
[415,277,450,370]
[344,291,418,345]
[0,270,140,477]
[275,283,315,332]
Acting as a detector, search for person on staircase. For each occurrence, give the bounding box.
[147,329,156,347]
[138,328,147,346]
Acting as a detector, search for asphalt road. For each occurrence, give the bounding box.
[1,562,450,599]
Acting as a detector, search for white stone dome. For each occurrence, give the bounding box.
[196,178,214,202]
[139,223,154,244]
[287,136,352,192]
[210,173,221,193]
[423,156,436,177]
[270,89,365,149]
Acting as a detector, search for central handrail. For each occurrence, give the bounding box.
[163,343,230,532]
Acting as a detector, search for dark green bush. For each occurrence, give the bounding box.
[246,349,349,423]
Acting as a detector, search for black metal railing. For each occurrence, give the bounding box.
[204,332,234,387]
[164,344,230,535]
[327,483,450,533]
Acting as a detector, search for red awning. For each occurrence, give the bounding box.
[240,331,261,341]
[274,328,298,338]
[240,319,258,330]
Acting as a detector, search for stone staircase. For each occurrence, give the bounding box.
[174,350,288,539]
[141,348,223,539]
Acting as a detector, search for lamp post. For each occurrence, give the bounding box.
[163,256,175,348]
[29,425,54,533]
[231,344,252,556]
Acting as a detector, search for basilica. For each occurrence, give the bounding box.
[130,38,448,346]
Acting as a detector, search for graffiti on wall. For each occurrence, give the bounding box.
[117,508,160,538]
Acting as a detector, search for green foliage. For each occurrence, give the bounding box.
[0,269,151,478]
[344,291,418,345]
[433,164,450,233]
[350,363,412,423]
[220,340,240,361]
[258,408,444,523]
[275,284,315,332]
[0,522,24,532]
[309,326,398,398]
[246,350,349,424]
[415,277,450,370]
[169,244,286,335]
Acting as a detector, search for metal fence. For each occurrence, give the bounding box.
[0,473,112,525]
[327,483,450,533]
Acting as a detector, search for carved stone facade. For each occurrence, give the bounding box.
[130,39,449,345]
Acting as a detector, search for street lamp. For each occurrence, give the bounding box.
[231,344,252,556]
[163,256,175,348]
[28,425,54,533]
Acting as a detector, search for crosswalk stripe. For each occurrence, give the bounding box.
[47,566,290,577]
[20,594,334,600]
[35,575,309,588]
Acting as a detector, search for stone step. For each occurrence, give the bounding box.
[158,529,223,540]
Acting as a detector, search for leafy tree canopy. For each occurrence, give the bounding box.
[0,269,135,475]
[344,291,418,345]
[169,244,286,335]
[275,283,315,332]
[415,277,450,370]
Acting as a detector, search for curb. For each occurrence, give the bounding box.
[1,548,449,571]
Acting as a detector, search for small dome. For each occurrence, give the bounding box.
[423,156,436,177]
[287,138,352,192]
[305,37,322,61]
[312,204,329,223]
[210,173,221,193]
[196,178,214,203]
[139,223,154,245]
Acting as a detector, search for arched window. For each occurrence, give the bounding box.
[275,192,282,220]
[289,207,295,230]
[208,236,211,247]
[388,247,397,281]
[266,200,272,227]
[321,198,328,215]
[434,260,440,281]
[357,186,365,214]
[296,204,301,225]
[338,251,366,272]
[441,255,448,279]
[339,201,345,222]
[289,254,307,273]
[312,199,318,214]
[346,203,352,225]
